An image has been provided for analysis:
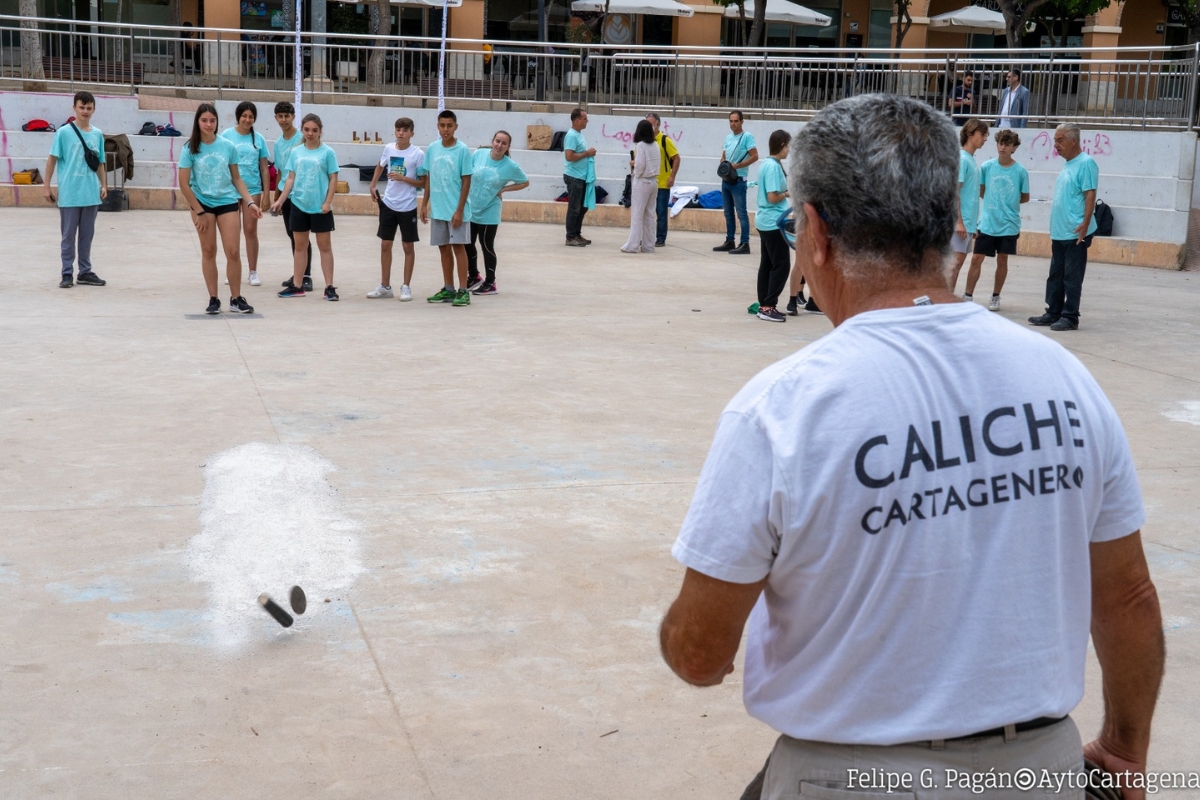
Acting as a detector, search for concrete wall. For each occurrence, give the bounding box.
[1,90,1195,267]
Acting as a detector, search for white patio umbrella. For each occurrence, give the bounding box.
[571,0,695,17]
[928,6,1006,35]
[722,0,831,26]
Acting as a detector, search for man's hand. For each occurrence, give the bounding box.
[44,186,56,203]
[586,147,597,158]
[321,201,332,215]
[451,210,464,229]
[667,175,676,188]
[1084,739,1147,800]
[370,184,380,203]
[1074,221,1089,241]
[955,220,967,237]
[100,185,108,201]
[419,202,429,224]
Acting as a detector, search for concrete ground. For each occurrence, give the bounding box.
[0,207,1197,799]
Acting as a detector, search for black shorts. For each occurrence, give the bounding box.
[974,232,1019,257]
[290,206,335,234]
[377,204,419,243]
[200,201,241,217]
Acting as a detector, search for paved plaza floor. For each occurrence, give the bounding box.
[1,207,1198,798]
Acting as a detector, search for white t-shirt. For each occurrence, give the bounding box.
[378,144,425,212]
[672,303,1144,746]
[998,90,1015,129]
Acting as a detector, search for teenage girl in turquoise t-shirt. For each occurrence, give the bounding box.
[270,113,341,301]
[221,101,270,287]
[178,102,263,316]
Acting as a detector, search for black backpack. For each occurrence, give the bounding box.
[1093,200,1114,236]
[550,131,566,151]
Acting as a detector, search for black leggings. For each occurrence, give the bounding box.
[466,222,499,283]
[282,198,312,275]
[757,228,791,308]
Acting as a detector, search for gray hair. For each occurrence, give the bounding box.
[787,94,958,278]
[1055,122,1081,143]
[645,112,661,124]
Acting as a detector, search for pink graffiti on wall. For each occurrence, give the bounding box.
[600,119,686,147]
[1029,130,1115,161]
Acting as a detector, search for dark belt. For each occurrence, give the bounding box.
[931,716,1066,749]
[956,715,1065,740]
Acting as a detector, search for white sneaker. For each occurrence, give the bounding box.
[367,284,394,299]
[988,295,1000,312]
[249,271,261,286]
[224,277,229,285]
[962,293,973,303]
[399,285,412,302]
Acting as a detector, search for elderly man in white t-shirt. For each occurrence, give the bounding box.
[660,94,1163,800]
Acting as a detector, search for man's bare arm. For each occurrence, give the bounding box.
[660,568,766,687]
[1084,531,1164,799]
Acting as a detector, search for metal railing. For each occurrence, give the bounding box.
[3,14,1198,129]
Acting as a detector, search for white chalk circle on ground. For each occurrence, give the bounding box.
[1162,400,1200,426]
[187,442,364,648]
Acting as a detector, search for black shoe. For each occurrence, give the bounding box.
[229,296,254,314]
[712,240,735,252]
[76,271,106,286]
[730,243,751,255]
[786,295,799,316]
[566,237,587,247]
[278,283,306,298]
[654,241,665,248]
[1028,313,1057,326]
[1049,318,1078,331]
[281,276,291,287]
[302,276,314,292]
[59,275,73,288]
[578,236,592,246]
[205,296,221,315]
[324,286,339,301]
[757,307,786,322]
[802,297,824,315]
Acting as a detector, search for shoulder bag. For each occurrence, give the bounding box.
[69,122,102,172]
[718,133,744,183]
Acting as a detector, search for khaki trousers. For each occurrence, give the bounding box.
[757,717,1084,800]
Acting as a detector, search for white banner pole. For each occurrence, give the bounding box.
[438,0,448,111]
[294,0,303,112]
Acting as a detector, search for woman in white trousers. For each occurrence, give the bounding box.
[621,120,661,253]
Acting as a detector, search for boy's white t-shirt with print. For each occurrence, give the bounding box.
[672,303,1144,746]
[378,144,425,213]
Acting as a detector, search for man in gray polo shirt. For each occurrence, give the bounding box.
[660,95,1163,799]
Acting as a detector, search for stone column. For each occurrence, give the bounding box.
[1079,1,1124,114]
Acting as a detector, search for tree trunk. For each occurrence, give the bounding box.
[894,0,912,51]
[998,0,1050,49]
[747,0,767,49]
[19,0,46,83]
[368,0,392,94]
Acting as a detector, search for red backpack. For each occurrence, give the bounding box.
[22,119,57,132]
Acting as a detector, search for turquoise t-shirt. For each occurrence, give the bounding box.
[754,157,789,232]
[467,149,528,226]
[285,143,340,215]
[958,150,981,234]
[417,139,474,222]
[1049,152,1100,241]
[563,129,589,180]
[178,137,241,209]
[724,131,756,178]
[49,124,104,208]
[220,127,270,195]
[978,159,1030,238]
[273,130,303,185]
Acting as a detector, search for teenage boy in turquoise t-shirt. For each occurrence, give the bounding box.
[273,101,311,290]
[44,91,108,288]
[950,118,988,290]
[417,109,474,307]
[965,129,1030,312]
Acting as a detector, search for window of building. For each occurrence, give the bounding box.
[641,13,673,45]
[867,0,890,48]
[794,2,839,48]
[485,0,570,42]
